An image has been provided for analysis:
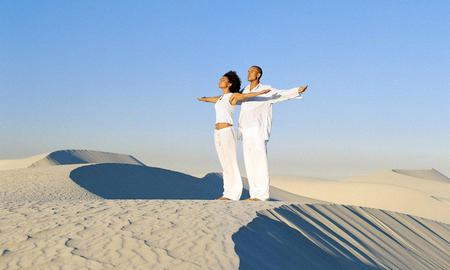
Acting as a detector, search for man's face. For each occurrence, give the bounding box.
[247,67,260,82]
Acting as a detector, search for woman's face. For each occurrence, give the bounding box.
[218,76,231,89]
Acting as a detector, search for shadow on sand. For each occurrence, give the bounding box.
[69,163,250,199]
[232,205,380,270]
[69,163,322,201]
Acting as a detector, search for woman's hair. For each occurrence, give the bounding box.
[223,71,242,93]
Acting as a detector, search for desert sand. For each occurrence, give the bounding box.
[270,169,450,224]
[1,150,449,269]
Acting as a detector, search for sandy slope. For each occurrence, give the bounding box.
[237,203,450,270]
[1,150,449,269]
[1,200,449,270]
[0,152,49,171]
[0,150,143,171]
[392,169,449,182]
[271,169,450,224]
[0,152,319,202]
[0,163,317,202]
[0,164,100,201]
[1,200,289,270]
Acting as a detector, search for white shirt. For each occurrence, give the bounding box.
[238,83,302,140]
[214,93,235,124]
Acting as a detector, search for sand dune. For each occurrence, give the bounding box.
[343,169,450,199]
[1,200,448,270]
[0,157,318,202]
[271,169,450,224]
[1,150,449,269]
[235,204,450,269]
[1,200,285,269]
[0,164,100,201]
[0,152,49,171]
[392,168,449,182]
[0,149,144,171]
[344,169,450,185]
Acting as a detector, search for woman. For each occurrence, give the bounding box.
[198,71,269,200]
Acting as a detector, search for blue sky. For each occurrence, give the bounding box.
[1,1,449,179]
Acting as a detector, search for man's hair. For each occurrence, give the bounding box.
[223,71,242,93]
[251,65,263,79]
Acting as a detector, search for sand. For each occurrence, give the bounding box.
[1,200,449,269]
[0,150,143,171]
[1,150,449,269]
[271,169,450,224]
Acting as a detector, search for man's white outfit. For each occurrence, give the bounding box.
[239,84,302,200]
[214,93,243,200]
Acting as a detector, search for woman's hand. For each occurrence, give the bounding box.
[197,97,206,102]
[230,89,272,105]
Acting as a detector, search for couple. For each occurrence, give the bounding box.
[198,65,308,201]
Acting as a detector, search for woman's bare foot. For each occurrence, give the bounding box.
[215,196,231,200]
[245,198,261,201]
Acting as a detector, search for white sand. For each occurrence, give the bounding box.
[1,150,449,269]
[392,168,449,182]
[1,200,448,269]
[271,169,450,224]
[0,152,49,171]
[0,164,100,201]
[0,149,143,171]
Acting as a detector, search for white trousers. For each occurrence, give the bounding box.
[241,128,270,201]
[214,127,243,200]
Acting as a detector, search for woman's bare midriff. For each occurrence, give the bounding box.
[215,122,232,130]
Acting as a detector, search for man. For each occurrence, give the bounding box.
[239,65,308,201]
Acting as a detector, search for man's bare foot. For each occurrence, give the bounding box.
[245,198,261,201]
[216,196,231,200]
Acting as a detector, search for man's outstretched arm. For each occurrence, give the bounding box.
[269,85,308,104]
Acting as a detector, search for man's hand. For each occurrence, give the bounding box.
[298,85,308,94]
[197,97,206,102]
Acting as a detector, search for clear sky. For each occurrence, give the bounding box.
[1,1,449,179]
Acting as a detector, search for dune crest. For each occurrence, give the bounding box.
[0,149,144,171]
[392,168,449,182]
[234,204,450,269]
[0,152,49,171]
[271,169,450,224]
[30,149,145,168]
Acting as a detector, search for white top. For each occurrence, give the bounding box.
[238,83,302,140]
[214,93,235,124]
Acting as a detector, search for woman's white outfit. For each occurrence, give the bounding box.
[214,93,243,200]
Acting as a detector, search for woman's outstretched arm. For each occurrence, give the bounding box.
[229,89,271,105]
[197,96,220,103]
